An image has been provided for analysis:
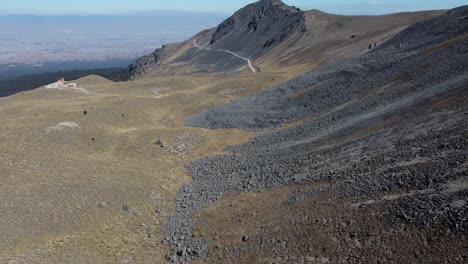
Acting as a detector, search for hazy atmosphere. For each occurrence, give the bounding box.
[1,0,466,78]
[1,0,467,14]
[0,0,467,263]
[0,11,225,80]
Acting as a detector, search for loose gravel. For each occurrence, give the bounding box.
[166,6,468,262]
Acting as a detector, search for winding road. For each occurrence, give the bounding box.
[192,41,257,73]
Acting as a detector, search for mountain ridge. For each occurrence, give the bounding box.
[128,0,444,79]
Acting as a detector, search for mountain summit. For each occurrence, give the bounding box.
[207,0,306,57]
[129,1,442,79]
[129,0,307,78]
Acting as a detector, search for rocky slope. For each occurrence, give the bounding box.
[166,5,468,263]
[129,0,442,79]
[129,0,305,78]
[207,0,306,58]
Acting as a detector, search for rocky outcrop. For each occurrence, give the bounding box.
[128,45,167,80]
[128,0,308,79]
[209,0,306,58]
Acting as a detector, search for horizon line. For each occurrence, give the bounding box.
[0,7,449,17]
[0,9,232,17]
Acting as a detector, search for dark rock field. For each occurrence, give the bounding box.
[167,6,468,263]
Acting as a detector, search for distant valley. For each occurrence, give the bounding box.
[0,59,133,81]
[0,13,226,65]
[0,11,227,96]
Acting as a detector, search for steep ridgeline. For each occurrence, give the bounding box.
[129,0,442,79]
[128,43,177,79]
[129,0,306,78]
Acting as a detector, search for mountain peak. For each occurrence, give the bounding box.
[253,0,300,12]
[208,0,305,54]
[257,0,285,6]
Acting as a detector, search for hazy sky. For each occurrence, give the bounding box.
[1,0,467,15]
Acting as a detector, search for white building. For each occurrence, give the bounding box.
[42,78,78,89]
[44,81,66,89]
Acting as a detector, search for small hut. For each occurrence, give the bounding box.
[67,83,77,89]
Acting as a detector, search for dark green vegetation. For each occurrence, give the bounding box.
[0,68,130,97]
[0,59,134,81]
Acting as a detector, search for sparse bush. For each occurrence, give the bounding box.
[156,140,164,148]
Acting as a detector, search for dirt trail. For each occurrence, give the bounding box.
[43,86,91,94]
[193,41,256,73]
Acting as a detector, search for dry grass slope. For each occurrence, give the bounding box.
[0,71,289,263]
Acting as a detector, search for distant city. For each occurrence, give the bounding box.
[0,12,226,78]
